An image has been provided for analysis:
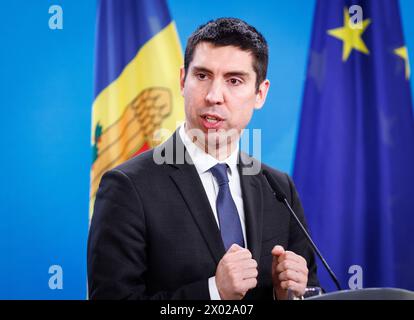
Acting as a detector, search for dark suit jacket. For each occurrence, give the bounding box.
[87,131,319,300]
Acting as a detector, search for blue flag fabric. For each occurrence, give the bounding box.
[294,0,414,291]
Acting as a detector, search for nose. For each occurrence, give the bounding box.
[205,80,224,105]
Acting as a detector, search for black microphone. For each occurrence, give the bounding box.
[262,170,342,291]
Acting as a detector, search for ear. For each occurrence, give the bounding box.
[180,66,186,96]
[254,79,270,110]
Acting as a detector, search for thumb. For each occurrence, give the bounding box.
[271,245,285,257]
[227,244,243,253]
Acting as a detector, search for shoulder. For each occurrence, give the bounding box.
[110,148,165,182]
[104,133,180,186]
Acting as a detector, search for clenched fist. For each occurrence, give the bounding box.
[215,244,258,300]
[272,245,308,300]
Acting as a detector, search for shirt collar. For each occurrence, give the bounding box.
[179,124,239,176]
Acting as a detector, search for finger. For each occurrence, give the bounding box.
[241,277,258,292]
[282,251,307,265]
[279,280,306,297]
[242,267,258,280]
[229,248,253,261]
[244,259,258,269]
[284,251,307,264]
[275,259,308,275]
[278,269,307,284]
[233,258,258,270]
[275,260,291,273]
[271,245,285,257]
[279,279,304,292]
[227,244,243,253]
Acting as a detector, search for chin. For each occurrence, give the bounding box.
[206,129,239,150]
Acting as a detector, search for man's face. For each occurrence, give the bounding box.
[180,42,270,151]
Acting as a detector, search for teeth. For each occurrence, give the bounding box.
[205,116,219,123]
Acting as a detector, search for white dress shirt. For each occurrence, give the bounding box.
[178,124,246,300]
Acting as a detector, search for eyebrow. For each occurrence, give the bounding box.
[191,66,250,78]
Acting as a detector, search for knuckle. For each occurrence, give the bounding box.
[250,269,258,279]
[252,278,258,287]
[285,251,294,258]
[241,249,251,259]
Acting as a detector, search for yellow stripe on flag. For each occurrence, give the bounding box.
[89,22,184,217]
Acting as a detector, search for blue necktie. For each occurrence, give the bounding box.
[210,163,245,251]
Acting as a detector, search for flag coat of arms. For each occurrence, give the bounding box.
[90,0,184,216]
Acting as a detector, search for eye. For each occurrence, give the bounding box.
[196,73,208,80]
[228,78,242,86]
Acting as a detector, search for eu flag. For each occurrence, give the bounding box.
[294,0,414,291]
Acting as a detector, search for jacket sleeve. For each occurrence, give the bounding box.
[87,169,210,300]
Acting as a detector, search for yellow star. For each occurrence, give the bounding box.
[327,8,371,61]
[394,46,410,80]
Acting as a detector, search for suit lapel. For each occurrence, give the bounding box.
[238,152,264,263]
[167,132,225,265]
[162,131,264,264]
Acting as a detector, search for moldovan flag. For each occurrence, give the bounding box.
[89,0,184,217]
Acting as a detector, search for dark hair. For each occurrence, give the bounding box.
[184,18,268,91]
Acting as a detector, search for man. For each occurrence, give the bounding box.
[88,17,319,300]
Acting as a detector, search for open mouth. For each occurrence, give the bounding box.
[203,115,221,123]
[200,114,225,129]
